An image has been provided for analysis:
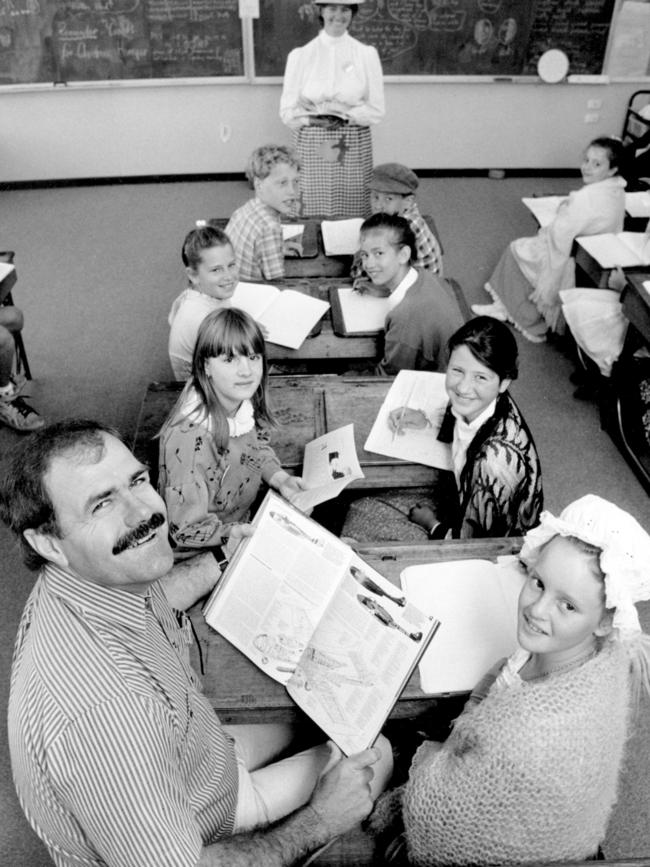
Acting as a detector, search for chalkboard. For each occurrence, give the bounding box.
[0,0,244,84]
[0,0,618,85]
[253,0,614,78]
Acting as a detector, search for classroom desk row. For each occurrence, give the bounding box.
[192,537,521,725]
[569,242,650,493]
[133,374,444,491]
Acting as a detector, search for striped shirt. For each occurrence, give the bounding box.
[8,564,238,867]
[226,198,285,282]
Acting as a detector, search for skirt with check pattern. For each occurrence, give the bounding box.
[293,123,372,218]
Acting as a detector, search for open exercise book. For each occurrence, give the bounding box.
[321,218,364,256]
[329,286,390,336]
[402,557,525,693]
[231,282,329,350]
[203,492,441,755]
[365,370,453,471]
[577,231,650,268]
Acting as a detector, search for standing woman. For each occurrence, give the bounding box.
[280,1,385,218]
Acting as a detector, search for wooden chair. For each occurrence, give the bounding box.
[0,251,32,380]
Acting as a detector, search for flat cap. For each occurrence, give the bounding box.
[368,163,419,194]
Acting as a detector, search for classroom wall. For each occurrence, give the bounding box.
[0,80,645,183]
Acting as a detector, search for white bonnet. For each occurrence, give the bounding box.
[520,494,650,637]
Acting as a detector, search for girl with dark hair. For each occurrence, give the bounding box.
[168,221,240,381]
[342,317,543,540]
[473,136,627,343]
[159,308,304,557]
[357,213,464,374]
[280,0,384,217]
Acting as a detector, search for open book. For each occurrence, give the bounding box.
[321,218,364,256]
[365,370,453,471]
[521,195,566,227]
[231,282,329,350]
[203,492,441,755]
[402,557,525,693]
[576,231,650,268]
[291,423,364,512]
[329,286,390,336]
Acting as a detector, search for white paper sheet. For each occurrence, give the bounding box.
[291,423,365,511]
[364,370,452,471]
[577,232,650,268]
[401,557,525,694]
[321,218,364,256]
[335,287,390,334]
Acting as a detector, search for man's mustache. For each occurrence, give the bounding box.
[112,512,166,556]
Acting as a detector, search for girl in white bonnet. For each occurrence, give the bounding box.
[371,494,650,866]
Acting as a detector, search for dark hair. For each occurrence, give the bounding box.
[316,3,359,27]
[181,221,233,270]
[0,419,120,571]
[161,308,275,451]
[448,316,519,382]
[588,136,625,173]
[359,212,417,263]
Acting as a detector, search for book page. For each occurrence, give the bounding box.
[336,287,390,334]
[291,423,365,512]
[577,233,649,268]
[203,493,353,685]
[364,370,452,471]
[625,192,650,219]
[521,196,565,227]
[258,290,329,350]
[231,281,280,320]
[401,557,525,694]
[321,218,364,256]
[287,553,440,755]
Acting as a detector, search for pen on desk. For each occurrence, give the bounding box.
[392,404,408,442]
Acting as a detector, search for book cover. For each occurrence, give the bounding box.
[203,491,440,755]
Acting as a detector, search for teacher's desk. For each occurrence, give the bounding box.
[192,537,521,725]
[133,374,445,491]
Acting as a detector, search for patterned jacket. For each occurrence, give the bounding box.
[437,391,543,538]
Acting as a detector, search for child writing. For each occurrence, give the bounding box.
[370,494,650,866]
[473,136,627,343]
[357,213,463,374]
[352,162,444,282]
[226,144,302,282]
[168,221,239,381]
[158,307,305,559]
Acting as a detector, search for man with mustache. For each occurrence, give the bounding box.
[1,419,391,867]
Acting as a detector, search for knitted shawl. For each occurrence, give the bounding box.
[403,642,631,866]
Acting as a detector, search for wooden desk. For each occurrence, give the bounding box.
[193,537,522,724]
[133,374,442,490]
[574,239,650,289]
[606,274,650,491]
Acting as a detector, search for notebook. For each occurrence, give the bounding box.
[321,218,364,256]
[576,232,650,269]
[231,282,329,350]
[329,286,390,336]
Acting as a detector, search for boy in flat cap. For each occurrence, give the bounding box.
[352,163,443,286]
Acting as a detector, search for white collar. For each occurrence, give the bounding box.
[451,397,497,431]
[182,388,255,437]
[387,267,418,312]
